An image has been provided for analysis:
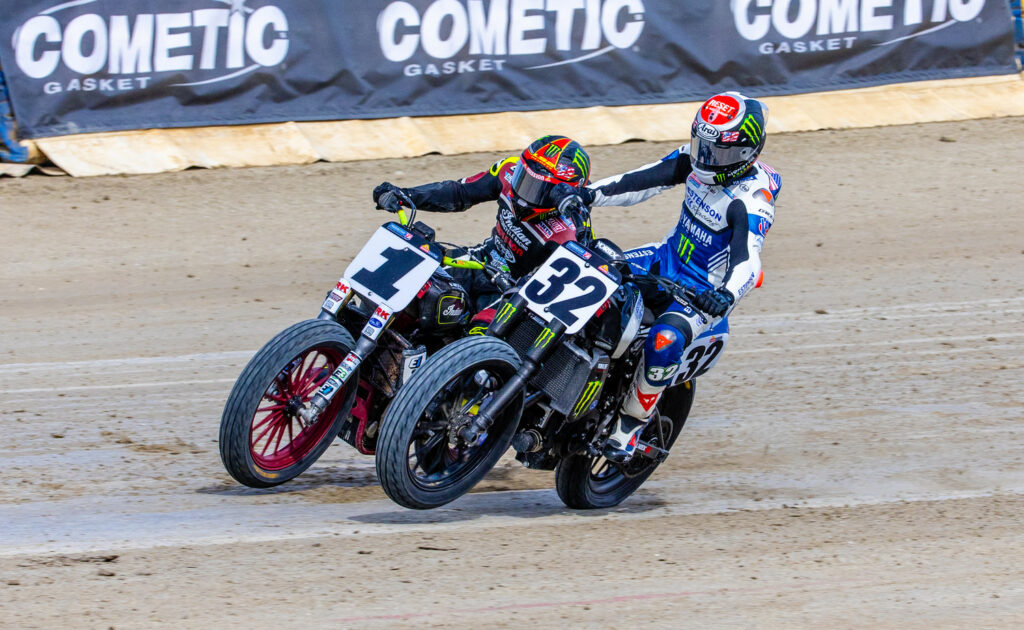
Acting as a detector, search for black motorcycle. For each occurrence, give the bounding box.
[375,238,702,509]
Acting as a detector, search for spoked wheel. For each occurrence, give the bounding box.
[376,336,522,509]
[219,320,357,488]
[555,381,695,509]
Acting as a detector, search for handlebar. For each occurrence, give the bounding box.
[559,195,588,216]
[441,256,485,270]
[441,248,514,292]
[623,267,701,311]
[426,238,514,292]
[395,192,417,227]
[385,194,514,290]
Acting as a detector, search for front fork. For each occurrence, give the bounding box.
[458,298,566,444]
[299,282,392,426]
[298,335,378,426]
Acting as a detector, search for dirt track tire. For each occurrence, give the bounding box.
[219,319,357,488]
[376,336,522,510]
[555,381,696,509]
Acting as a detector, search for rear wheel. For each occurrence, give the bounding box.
[555,381,695,509]
[219,320,357,488]
[376,336,522,509]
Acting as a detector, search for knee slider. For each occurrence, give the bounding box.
[653,311,694,344]
[645,316,692,365]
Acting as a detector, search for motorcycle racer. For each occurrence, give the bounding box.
[553,92,781,462]
[373,135,594,309]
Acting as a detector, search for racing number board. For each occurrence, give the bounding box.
[343,224,441,312]
[521,244,620,334]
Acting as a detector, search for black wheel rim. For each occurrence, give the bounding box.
[406,360,513,491]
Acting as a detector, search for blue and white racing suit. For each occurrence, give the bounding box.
[589,144,781,419]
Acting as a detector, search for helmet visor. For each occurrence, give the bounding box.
[510,161,560,208]
[691,135,749,172]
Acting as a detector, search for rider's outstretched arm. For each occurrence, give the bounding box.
[588,146,693,207]
[403,158,511,212]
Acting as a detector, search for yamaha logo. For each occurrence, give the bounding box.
[378,0,646,77]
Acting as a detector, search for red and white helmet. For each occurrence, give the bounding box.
[690,92,769,186]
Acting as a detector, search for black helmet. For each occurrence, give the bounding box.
[509,135,591,220]
[690,92,769,186]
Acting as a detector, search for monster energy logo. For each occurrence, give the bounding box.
[495,302,517,325]
[676,234,696,262]
[572,149,590,181]
[739,115,762,144]
[543,143,562,158]
[572,380,602,416]
[533,327,555,349]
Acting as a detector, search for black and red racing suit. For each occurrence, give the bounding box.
[399,155,592,306]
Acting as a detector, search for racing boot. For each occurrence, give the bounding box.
[606,338,676,461]
[605,377,663,463]
[603,413,648,463]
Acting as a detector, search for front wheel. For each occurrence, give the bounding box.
[219,320,358,488]
[376,336,523,509]
[555,381,695,509]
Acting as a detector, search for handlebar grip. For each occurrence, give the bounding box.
[562,196,587,215]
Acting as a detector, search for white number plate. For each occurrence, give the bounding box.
[342,225,440,311]
[521,245,619,334]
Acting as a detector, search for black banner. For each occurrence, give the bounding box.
[0,0,1017,139]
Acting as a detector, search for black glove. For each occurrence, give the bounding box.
[373,182,411,213]
[550,183,595,213]
[693,288,735,318]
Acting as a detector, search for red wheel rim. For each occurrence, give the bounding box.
[249,346,347,471]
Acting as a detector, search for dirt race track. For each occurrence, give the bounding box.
[1,117,1023,628]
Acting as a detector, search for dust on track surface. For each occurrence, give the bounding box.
[1,117,1023,628]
